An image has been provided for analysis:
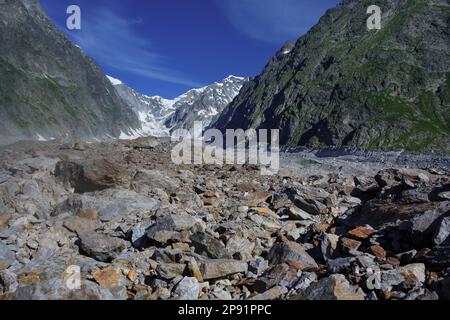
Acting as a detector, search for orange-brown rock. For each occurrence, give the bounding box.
[77,208,98,220]
[0,213,11,229]
[370,245,387,260]
[93,268,123,289]
[245,192,272,207]
[347,226,376,240]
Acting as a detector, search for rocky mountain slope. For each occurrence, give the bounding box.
[0,137,448,300]
[0,0,140,145]
[213,0,450,154]
[109,76,246,137]
[107,76,178,138]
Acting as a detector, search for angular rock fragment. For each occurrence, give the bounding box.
[63,216,96,235]
[0,241,15,270]
[287,206,318,221]
[77,208,99,220]
[133,169,180,192]
[296,274,365,300]
[93,268,124,289]
[252,263,298,293]
[340,237,362,254]
[250,286,288,300]
[410,202,450,236]
[380,264,426,292]
[400,189,430,204]
[346,226,376,241]
[51,196,83,217]
[130,220,153,248]
[173,277,201,300]
[370,245,387,260]
[202,191,221,207]
[286,187,333,215]
[0,270,18,294]
[182,256,204,282]
[245,192,272,207]
[358,200,447,233]
[226,235,255,261]
[78,233,127,262]
[0,213,12,230]
[199,259,248,280]
[248,213,282,232]
[292,196,327,215]
[190,231,231,259]
[352,176,380,200]
[327,257,355,273]
[157,263,186,280]
[433,216,450,246]
[236,182,259,193]
[375,169,430,192]
[55,160,128,193]
[267,241,318,270]
[248,257,269,276]
[146,214,203,243]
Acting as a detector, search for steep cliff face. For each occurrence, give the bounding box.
[0,0,140,144]
[213,0,450,154]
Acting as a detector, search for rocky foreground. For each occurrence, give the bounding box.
[0,137,449,300]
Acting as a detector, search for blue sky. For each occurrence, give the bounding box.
[39,0,339,98]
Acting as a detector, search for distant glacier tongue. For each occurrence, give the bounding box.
[108,75,247,138]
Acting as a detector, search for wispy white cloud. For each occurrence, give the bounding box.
[215,0,338,44]
[69,8,201,87]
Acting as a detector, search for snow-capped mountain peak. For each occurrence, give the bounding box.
[106,75,123,86]
[107,75,247,138]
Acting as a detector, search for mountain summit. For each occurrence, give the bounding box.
[213,0,450,154]
[109,75,246,137]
